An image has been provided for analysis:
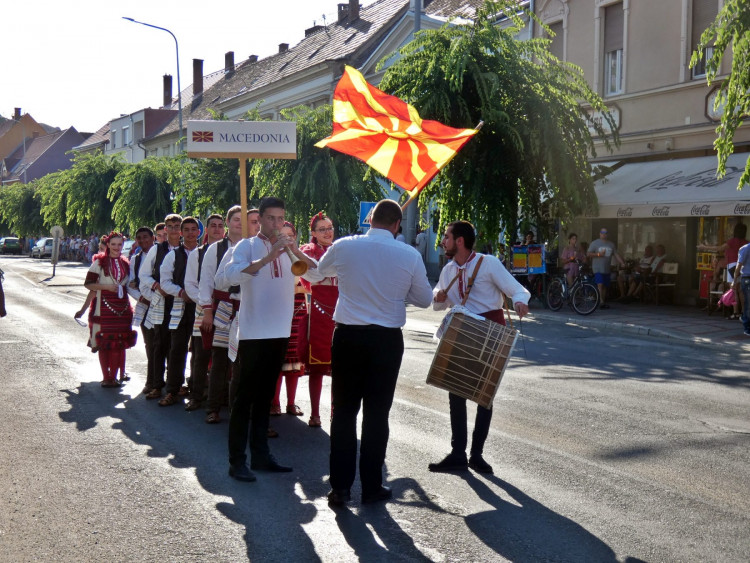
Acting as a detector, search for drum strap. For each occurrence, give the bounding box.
[460,256,484,306]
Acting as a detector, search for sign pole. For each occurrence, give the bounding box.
[239,158,248,238]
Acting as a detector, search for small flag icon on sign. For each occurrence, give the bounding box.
[192,131,213,142]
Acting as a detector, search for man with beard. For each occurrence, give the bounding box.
[428,221,530,475]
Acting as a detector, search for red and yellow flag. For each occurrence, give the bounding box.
[315,66,479,202]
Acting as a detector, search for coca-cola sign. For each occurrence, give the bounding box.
[690,204,711,216]
[652,206,671,217]
[734,203,750,215]
[617,207,633,217]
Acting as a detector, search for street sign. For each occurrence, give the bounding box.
[50,226,63,266]
[50,225,64,238]
[359,202,377,229]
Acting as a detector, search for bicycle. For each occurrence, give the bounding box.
[546,260,600,315]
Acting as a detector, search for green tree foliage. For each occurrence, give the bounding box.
[691,0,750,189]
[0,182,43,236]
[108,156,177,233]
[180,157,244,219]
[377,0,617,242]
[250,104,385,237]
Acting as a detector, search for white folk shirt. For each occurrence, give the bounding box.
[225,235,316,340]
[199,238,239,306]
[317,227,433,327]
[433,252,530,314]
[138,243,181,300]
[160,246,198,298]
[214,244,239,297]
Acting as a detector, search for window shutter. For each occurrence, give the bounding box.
[604,3,624,54]
[692,0,717,51]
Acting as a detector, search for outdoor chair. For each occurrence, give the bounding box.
[648,262,678,305]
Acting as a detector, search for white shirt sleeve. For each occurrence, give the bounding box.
[198,243,219,306]
[432,263,454,311]
[487,257,530,305]
[406,254,434,308]
[225,238,253,286]
[159,251,181,297]
[184,249,200,302]
[317,244,337,278]
[138,245,158,300]
[213,246,235,293]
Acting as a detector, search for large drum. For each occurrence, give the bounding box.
[427,311,519,409]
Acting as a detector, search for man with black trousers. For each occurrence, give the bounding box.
[317,199,433,506]
[127,227,156,393]
[224,197,318,482]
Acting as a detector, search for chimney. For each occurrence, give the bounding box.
[349,0,360,22]
[338,3,349,23]
[225,51,235,75]
[278,43,289,53]
[248,54,258,63]
[14,107,21,120]
[305,25,324,37]
[163,74,173,107]
[193,59,204,96]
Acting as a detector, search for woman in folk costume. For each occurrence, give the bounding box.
[83,232,136,387]
[270,221,309,426]
[299,212,337,427]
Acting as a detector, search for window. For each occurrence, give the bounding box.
[547,21,564,60]
[111,130,117,149]
[603,3,624,95]
[122,126,130,146]
[691,0,717,78]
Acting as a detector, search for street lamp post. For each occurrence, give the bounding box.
[123,17,186,210]
[122,17,183,153]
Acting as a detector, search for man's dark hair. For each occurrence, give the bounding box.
[371,199,402,227]
[181,216,199,229]
[136,226,154,237]
[259,197,285,215]
[733,222,747,239]
[154,222,166,232]
[206,213,224,226]
[448,221,476,251]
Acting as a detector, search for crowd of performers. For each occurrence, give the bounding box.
[77,205,338,430]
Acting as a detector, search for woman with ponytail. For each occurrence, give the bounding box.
[83,232,137,387]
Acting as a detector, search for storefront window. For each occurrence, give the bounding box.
[617,219,686,262]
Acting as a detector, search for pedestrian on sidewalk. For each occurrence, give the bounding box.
[0,266,6,317]
[428,221,530,475]
[588,227,625,308]
[733,241,750,336]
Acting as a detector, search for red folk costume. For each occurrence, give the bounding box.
[299,241,337,376]
[85,248,136,386]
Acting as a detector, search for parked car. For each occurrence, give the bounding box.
[122,239,135,257]
[0,237,22,255]
[31,237,54,258]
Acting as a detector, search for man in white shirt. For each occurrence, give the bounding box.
[139,214,183,398]
[224,197,317,482]
[127,227,156,393]
[429,221,530,475]
[318,199,433,506]
[157,217,201,407]
[183,214,226,412]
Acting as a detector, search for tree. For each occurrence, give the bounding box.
[0,182,43,236]
[249,104,385,237]
[691,0,750,189]
[108,156,177,233]
[377,0,617,243]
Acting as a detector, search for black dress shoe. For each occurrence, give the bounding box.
[362,485,392,504]
[327,489,351,506]
[251,455,292,473]
[468,455,494,474]
[428,452,468,472]
[229,464,257,482]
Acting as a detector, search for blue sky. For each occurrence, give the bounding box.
[2,0,379,132]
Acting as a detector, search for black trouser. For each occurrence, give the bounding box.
[189,335,211,401]
[140,324,156,388]
[329,325,403,496]
[448,393,492,458]
[150,317,171,390]
[165,303,196,395]
[228,338,288,467]
[207,346,232,412]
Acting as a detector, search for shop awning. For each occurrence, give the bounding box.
[595,153,750,218]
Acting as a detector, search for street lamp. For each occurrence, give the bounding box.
[122,17,183,153]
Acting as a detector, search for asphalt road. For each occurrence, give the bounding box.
[0,256,748,562]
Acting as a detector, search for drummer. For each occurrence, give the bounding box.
[429,220,530,475]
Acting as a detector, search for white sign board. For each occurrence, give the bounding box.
[187,120,296,159]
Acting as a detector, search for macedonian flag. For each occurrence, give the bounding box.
[315,66,479,203]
